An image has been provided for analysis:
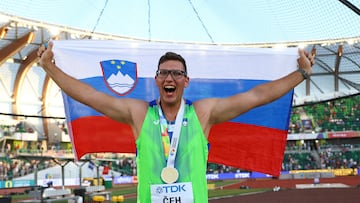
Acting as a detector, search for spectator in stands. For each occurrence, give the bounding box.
[38,42,314,202]
[43,180,56,195]
[5,143,11,156]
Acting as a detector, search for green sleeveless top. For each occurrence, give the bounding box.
[136,99,209,203]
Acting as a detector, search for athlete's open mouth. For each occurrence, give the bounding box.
[164,85,176,93]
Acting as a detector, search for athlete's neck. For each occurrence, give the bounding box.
[159,99,183,121]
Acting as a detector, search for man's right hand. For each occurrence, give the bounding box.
[37,41,54,68]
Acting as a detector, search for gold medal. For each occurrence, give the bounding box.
[161,167,179,184]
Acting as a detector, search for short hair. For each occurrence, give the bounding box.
[157,52,187,74]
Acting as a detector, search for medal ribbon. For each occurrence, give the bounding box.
[158,99,185,167]
[159,120,170,158]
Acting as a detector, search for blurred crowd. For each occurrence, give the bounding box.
[289,95,360,133]
[0,144,359,181]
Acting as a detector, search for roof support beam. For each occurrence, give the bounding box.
[0,31,34,65]
[305,78,311,95]
[0,25,9,39]
[41,75,51,142]
[306,47,317,96]
[334,45,343,92]
[339,0,360,16]
[11,49,39,119]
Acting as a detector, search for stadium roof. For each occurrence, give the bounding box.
[0,1,360,139]
[1,0,360,43]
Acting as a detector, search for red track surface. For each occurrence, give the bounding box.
[225,175,360,189]
[210,176,360,203]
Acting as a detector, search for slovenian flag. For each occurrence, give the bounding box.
[52,40,298,176]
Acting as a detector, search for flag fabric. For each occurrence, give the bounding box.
[88,161,95,171]
[52,40,298,176]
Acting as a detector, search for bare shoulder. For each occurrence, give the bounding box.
[193,98,217,113]
[126,98,149,108]
[106,98,148,125]
[126,98,148,119]
[193,98,219,136]
[125,98,149,138]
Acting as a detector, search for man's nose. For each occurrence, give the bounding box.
[165,72,174,80]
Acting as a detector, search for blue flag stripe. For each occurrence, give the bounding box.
[63,77,292,130]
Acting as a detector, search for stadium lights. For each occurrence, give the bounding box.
[0,14,10,23]
[297,43,307,49]
[346,39,359,45]
[273,44,287,49]
[48,27,60,36]
[6,58,14,63]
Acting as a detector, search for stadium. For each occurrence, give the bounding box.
[0,1,360,202]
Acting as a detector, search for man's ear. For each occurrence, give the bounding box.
[184,76,190,88]
[154,76,161,88]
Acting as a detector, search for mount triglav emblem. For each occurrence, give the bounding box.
[100,60,137,95]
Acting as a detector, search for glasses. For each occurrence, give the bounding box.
[156,69,187,79]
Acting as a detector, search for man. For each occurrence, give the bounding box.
[38,42,314,202]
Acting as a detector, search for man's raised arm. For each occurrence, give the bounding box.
[207,48,315,125]
[37,41,146,128]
